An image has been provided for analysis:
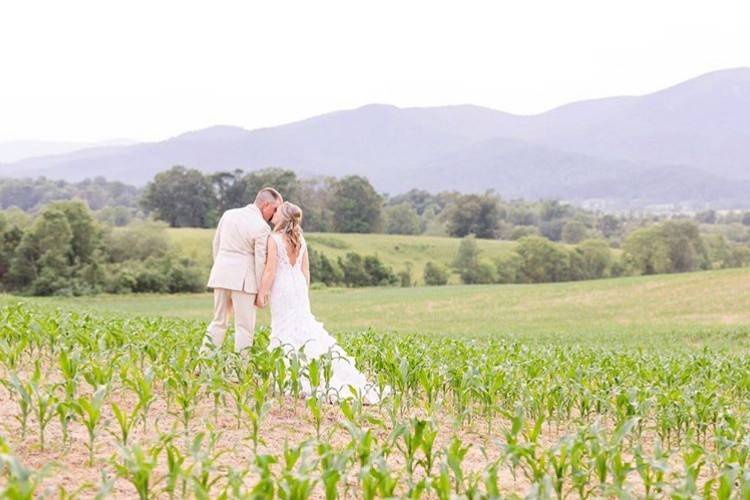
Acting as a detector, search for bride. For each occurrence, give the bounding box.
[256,202,383,404]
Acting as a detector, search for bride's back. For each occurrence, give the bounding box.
[269,232,310,318]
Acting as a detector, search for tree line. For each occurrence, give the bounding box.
[1,165,750,295]
[0,201,203,296]
[4,167,750,250]
[435,219,750,286]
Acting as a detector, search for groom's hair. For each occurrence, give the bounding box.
[255,187,282,205]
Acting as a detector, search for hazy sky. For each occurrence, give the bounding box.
[1,0,748,142]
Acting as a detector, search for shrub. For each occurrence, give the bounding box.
[398,264,413,287]
[363,255,398,286]
[515,235,570,283]
[104,255,204,294]
[423,261,449,286]
[623,221,707,275]
[338,252,397,287]
[726,245,750,268]
[561,220,588,244]
[308,247,344,286]
[463,262,496,285]
[494,253,522,284]
[385,203,421,235]
[339,253,370,287]
[509,225,539,240]
[575,239,613,279]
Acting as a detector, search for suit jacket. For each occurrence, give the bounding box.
[207,204,270,294]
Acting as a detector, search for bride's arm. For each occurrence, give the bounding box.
[256,236,278,307]
[302,249,310,288]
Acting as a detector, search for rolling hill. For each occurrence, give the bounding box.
[166,228,517,285]
[3,68,750,208]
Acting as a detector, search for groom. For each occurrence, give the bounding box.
[202,187,283,352]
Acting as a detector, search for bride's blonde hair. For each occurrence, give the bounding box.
[274,202,303,254]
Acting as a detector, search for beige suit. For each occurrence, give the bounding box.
[204,204,270,352]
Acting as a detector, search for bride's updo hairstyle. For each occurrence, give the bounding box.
[275,202,303,254]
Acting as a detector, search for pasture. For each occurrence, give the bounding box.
[6,266,750,348]
[167,229,518,285]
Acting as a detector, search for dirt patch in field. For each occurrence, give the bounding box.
[0,366,724,499]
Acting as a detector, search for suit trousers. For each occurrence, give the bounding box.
[203,288,256,352]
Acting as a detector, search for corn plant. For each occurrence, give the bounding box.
[122,366,156,430]
[162,434,192,500]
[29,378,57,451]
[7,373,32,440]
[0,452,50,500]
[112,441,163,500]
[307,396,323,439]
[74,385,108,465]
[242,380,273,454]
[393,418,428,480]
[317,442,351,500]
[168,372,202,440]
[189,430,227,497]
[278,440,318,500]
[56,400,75,446]
[445,435,471,495]
[110,401,139,447]
[58,349,81,399]
[250,454,278,498]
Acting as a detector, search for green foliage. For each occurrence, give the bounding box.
[575,239,613,279]
[107,221,171,263]
[398,263,413,287]
[308,246,397,287]
[330,176,383,233]
[423,261,449,286]
[446,193,501,238]
[95,205,138,227]
[385,202,421,235]
[452,235,479,273]
[0,176,138,211]
[9,207,76,294]
[452,235,499,284]
[105,255,204,294]
[515,235,570,283]
[209,167,302,217]
[509,225,539,240]
[308,247,344,286]
[244,168,300,205]
[494,252,523,284]
[561,220,588,244]
[140,166,217,228]
[727,245,750,268]
[338,253,397,287]
[1,203,202,296]
[0,217,23,285]
[624,220,708,275]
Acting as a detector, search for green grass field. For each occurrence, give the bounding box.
[168,228,517,284]
[5,267,749,349]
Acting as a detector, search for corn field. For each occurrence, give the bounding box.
[2,303,750,498]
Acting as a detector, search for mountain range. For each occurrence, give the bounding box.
[0,138,136,163]
[2,67,749,209]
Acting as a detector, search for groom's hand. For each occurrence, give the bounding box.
[255,294,267,308]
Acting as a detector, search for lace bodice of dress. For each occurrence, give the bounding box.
[270,233,310,324]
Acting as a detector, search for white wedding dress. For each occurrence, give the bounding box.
[268,233,383,404]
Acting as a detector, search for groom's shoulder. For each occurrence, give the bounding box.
[220,207,241,220]
[223,206,251,218]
